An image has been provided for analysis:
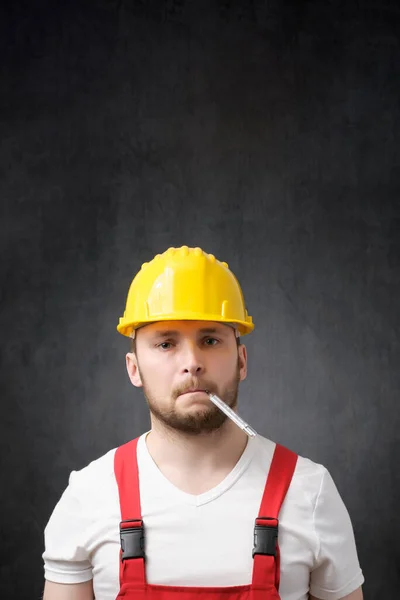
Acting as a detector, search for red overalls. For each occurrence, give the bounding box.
[114,438,298,600]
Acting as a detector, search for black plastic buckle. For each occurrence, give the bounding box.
[120,519,145,561]
[252,517,279,558]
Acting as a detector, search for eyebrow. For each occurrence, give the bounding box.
[151,327,229,338]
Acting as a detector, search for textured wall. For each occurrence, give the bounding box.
[1,1,399,598]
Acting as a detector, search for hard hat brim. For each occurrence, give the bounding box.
[117,314,254,338]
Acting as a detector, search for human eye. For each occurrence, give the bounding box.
[204,337,219,346]
[156,341,174,350]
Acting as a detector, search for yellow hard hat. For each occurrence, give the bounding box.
[117,246,254,338]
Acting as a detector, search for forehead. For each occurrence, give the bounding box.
[139,321,234,337]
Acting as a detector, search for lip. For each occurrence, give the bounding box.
[180,389,206,396]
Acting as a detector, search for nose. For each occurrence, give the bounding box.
[179,341,205,376]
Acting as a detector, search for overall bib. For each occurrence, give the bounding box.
[114,438,297,600]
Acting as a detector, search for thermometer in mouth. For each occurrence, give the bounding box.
[205,390,258,438]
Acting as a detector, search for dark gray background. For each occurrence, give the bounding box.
[1,1,399,598]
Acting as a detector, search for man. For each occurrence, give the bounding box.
[42,246,364,600]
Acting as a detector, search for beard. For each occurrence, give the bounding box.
[138,358,241,436]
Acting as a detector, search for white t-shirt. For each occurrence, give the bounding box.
[43,433,364,600]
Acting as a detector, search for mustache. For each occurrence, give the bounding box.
[173,380,216,398]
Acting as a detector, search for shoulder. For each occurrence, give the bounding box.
[65,440,132,512]
[254,435,328,511]
[70,446,117,486]
[50,436,146,522]
[61,448,114,511]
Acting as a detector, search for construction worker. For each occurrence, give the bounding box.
[42,246,364,600]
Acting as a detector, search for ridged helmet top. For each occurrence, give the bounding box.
[117,246,254,337]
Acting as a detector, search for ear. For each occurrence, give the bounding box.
[126,352,143,388]
[238,344,247,382]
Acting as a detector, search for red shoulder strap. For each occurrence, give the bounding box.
[258,443,298,518]
[114,437,141,520]
[252,443,298,592]
[114,437,145,587]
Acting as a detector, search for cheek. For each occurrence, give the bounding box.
[140,357,173,387]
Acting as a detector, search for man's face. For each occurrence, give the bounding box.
[126,321,247,435]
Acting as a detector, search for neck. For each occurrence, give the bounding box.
[145,418,249,475]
